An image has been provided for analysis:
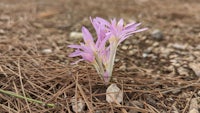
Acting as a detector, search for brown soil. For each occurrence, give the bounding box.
[0,0,200,112]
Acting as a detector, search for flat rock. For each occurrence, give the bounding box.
[189,63,200,77]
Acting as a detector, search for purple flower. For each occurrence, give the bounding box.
[68,27,96,63]
[68,17,147,82]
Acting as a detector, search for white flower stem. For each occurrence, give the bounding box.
[93,60,103,80]
[93,53,106,81]
[107,42,118,82]
[96,57,105,79]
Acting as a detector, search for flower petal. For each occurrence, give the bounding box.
[125,23,141,30]
[82,27,94,45]
[81,52,95,62]
[68,50,82,57]
[70,59,84,65]
[94,17,110,26]
[117,19,124,29]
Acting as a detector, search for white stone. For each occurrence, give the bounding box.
[41,49,52,54]
[121,45,128,50]
[106,84,123,103]
[142,53,148,58]
[70,96,85,113]
[69,32,83,40]
[114,58,120,62]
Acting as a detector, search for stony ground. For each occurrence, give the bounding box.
[0,0,200,112]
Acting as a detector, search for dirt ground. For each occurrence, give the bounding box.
[0,0,200,112]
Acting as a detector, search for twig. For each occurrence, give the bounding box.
[17,58,31,112]
[182,89,196,113]
[144,102,160,113]
[0,104,18,113]
[77,83,94,112]
[114,105,149,113]
[161,82,200,94]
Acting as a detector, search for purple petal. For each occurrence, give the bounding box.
[82,27,94,44]
[111,18,117,26]
[70,59,84,65]
[98,35,110,49]
[119,27,148,44]
[103,71,109,82]
[117,19,124,28]
[81,53,95,62]
[125,23,141,30]
[94,17,110,26]
[132,28,148,33]
[68,50,82,57]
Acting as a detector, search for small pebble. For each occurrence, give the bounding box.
[128,50,135,56]
[121,45,128,50]
[151,29,164,41]
[153,42,159,47]
[142,53,148,58]
[41,49,52,54]
[69,32,83,40]
[0,29,5,35]
[114,58,120,62]
[197,90,200,96]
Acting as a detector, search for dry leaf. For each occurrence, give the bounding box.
[106,84,123,103]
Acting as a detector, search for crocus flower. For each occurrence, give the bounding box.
[68,17,147,82]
